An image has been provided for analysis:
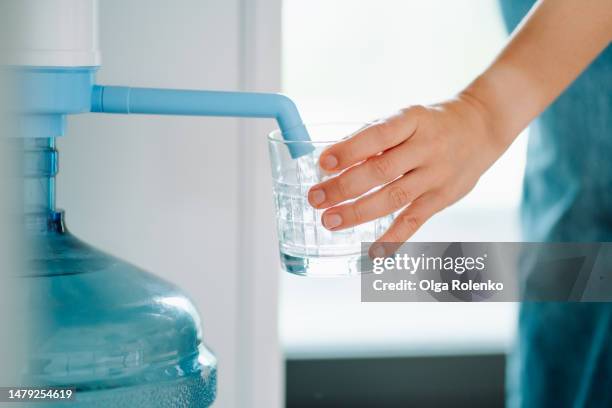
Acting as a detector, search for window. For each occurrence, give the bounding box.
[281,0,522,359]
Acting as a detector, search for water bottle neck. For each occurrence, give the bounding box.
[22,138,65,234]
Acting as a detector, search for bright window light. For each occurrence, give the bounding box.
[281,0,521,359]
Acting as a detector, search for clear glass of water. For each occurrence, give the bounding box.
[268,123,394,276]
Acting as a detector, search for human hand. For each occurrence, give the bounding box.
[307,96,506,256]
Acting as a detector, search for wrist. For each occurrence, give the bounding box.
[460,78,510,157]
[461,62,542,151]
[449,86,507,172]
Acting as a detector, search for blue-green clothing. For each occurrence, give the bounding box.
[500,1,612,407]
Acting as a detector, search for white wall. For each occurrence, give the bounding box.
[58,1,283,406]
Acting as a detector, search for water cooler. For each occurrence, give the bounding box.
[3,0,310,406]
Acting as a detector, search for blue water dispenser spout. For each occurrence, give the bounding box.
[19,67,312,158]
[91,85,312,158]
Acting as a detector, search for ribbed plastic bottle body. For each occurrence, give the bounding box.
[20,138,216,407]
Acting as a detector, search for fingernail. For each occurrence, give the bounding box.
[370,244,386,258]
[320,154,338,170]
[309,189,326,206]
[323,213,342,229]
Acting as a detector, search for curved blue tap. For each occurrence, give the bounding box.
[91,85,312,158]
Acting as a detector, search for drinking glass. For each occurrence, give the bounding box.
[268,123,394,276]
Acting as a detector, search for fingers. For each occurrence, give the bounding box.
[319,169,431,230]
[318,108,420,172]
[368,191,448,258]
[308,138,427,209]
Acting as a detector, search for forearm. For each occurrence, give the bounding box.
[464,0,612,149]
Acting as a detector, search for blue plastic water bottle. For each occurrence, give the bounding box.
[21,137,217,407]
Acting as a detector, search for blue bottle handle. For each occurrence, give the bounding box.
[91,85,312,158]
